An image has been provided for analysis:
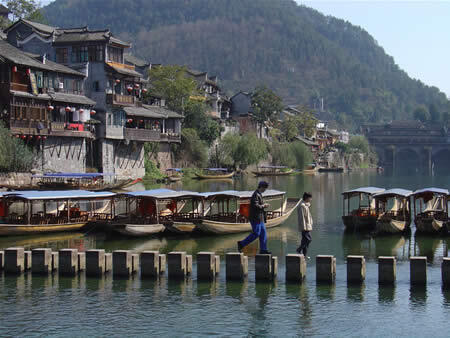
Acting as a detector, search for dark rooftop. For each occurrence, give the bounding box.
[0,4,9,14]
[49,92,96,106]
[124,54,149,68]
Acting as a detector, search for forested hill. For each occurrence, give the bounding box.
[43,0,449,128]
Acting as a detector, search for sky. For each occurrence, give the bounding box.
[40,0,450,96]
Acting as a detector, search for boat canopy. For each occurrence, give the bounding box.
[412,188,449,197]
[373,189,412,198]
[200,189,285,199]
[259,165,288,169]
[4,190,116,201]
[204,168,229,172]
[166,168,182,172]
[123,189,203,199]
[32,172,115,179]
[342,187,385,196]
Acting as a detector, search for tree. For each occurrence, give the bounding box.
[413,105,430,123]
[1,0,44,27]
[251,85,283,138]
[271,141,312,169]
[147,65,198,114]
[348,135,369,154]
[183,100,220,146]
[233,133,269,168]
[0,122,34,172]
[173,128,208,167]
[429,103,440,122]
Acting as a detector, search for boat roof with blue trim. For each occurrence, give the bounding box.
[166,168,182,172]
[32,172,115,178]
[259,165,288,169]
[200,190,285,199]
[373,189,412,198]
[412,188,449,196]
[343,187,385,195]
[204,168,229,171]
[122,189,203,199]
[4,190,116,200]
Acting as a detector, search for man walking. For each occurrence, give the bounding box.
[297,192,313,259]
[238,181,271,254]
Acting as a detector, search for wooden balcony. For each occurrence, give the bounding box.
[10,119,49,135]
[106,93,138,106]
[10,82,29,92]
[50,122,94,138]
[103,125,124,140]
[125,128,161,142]
[160,133,181,143]
[106,61,135,71]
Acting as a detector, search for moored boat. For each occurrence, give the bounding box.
[319,167,344,173]
[301,163,318,175]
[412,188,449,234]
[0,190,115,236]
[195,190,300,234]
[195,168,235,179]
[374,189,412,234]
[252,165,293,176]
[166,168,183,182]
[342,187,385,231]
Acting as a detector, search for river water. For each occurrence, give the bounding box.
[1,171,450,336]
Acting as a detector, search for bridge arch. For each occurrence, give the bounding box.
[432,149,450,175]
[395,148,422,175]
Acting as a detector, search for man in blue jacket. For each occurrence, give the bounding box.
[237,181,271,254]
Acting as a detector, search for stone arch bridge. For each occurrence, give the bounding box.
[363,121,450,174]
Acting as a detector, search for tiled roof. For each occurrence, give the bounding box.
[49,92,96,106]
[124,106,165,119]
[143,105,184,119]
[107,63,142,78]
[124,54,149,67]
[0,4,9,14]
[10,90,51,100]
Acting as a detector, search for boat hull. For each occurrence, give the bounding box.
[318,168,344,173]
[0,222,87,236]
[195,172,234,179]
[342,215,377,231]
[196,198,300,235]
[252,170,293,177]
[415,217,446,234]
[114,224,166,237]
[164,222,197,234]
[376,218,410,234]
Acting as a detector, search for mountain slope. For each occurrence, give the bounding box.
[43,0,449,127]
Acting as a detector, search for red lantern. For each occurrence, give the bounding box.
[29,135,33,139]
[48,105,54,111]
[90,110,96,115]
[21,135,26,139]
[43,136,47,140]
[134,84,140,88]
[12,66,17,73]
[142,88,148,93]
[127,119,133,123]
[65,106,71,112]
[155,121,159,125]
[115,79,121,84]
[37,136,41,140]
[127,86,133,92]
[15,134,19,138]
[79,109,84,113]
[26,69,31,76]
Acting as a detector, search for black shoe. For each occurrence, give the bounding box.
[259,250,272,255]
[296,247,302,254]
[237,241,243,253]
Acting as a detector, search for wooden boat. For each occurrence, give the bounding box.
[412,188,449,234]
[0,190,115,236]
[195,190,300,234]
[165,168,183,182]
[374,189,412,234]
[319,167,344,173]
[110,189,201,237]
[252,165,293,176]
[195,168,235,179]
[300,163,319,175]
[342,187,385,231]
[31,173,142,191]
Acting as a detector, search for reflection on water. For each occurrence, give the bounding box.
[2,172,450,335]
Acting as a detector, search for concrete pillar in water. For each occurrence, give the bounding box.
[410,256,427,285]
[286,254,306,283]
[226,253,248,281]
[51,252,59,272]
[168,252,187,279]
[186,255,193,276]
[4,248,24,274]
[197,252,216,280]
[347,255,366,284]
[159,254,166,275]
[272,257,278,278]
[105,253,112,272]
[255,254,276,281]
[31,248,52,275]
[78,252,86,271]
[59,249,79,276]
[140,251,160,277]
[442,258,450,287]
[316,255,336,284]
[378,256,396,285]
[113,250,132,277]
[0,250,4,270]
[131,254,139,273]
[24,251,32,271]
[215,255,220,276]
[86,249,105,276]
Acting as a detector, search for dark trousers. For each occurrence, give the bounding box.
[298,231,312,255]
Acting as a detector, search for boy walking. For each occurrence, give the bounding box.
[297,192,313,258]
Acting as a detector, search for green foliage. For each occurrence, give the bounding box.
[43,0,450,129]
[1,0,44,25]
[413,105,430,122]
[173,128,208,167]
[429,103,440,122]
[271,141,312,169]
[212,133,268,169]
[0,122,34,172]
[183,100,220,145]
[251,86,283,137]
[279,109,317,141]
[147,65,197,114]
[348,135,369,154]
[143,142,164,180]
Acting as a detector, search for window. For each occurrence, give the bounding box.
[108,46,123,63]
[93,81,100,92]
[88,45,104,62]
[56,48,68,63]
[72,46,89,63]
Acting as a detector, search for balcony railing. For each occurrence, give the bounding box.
[10,82,28,92]
[106,94,139,106]
[125,128,161,142]
[10,119,49,135]
[160,133,181,143]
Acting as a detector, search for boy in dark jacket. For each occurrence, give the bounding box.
[237,181,271,254]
